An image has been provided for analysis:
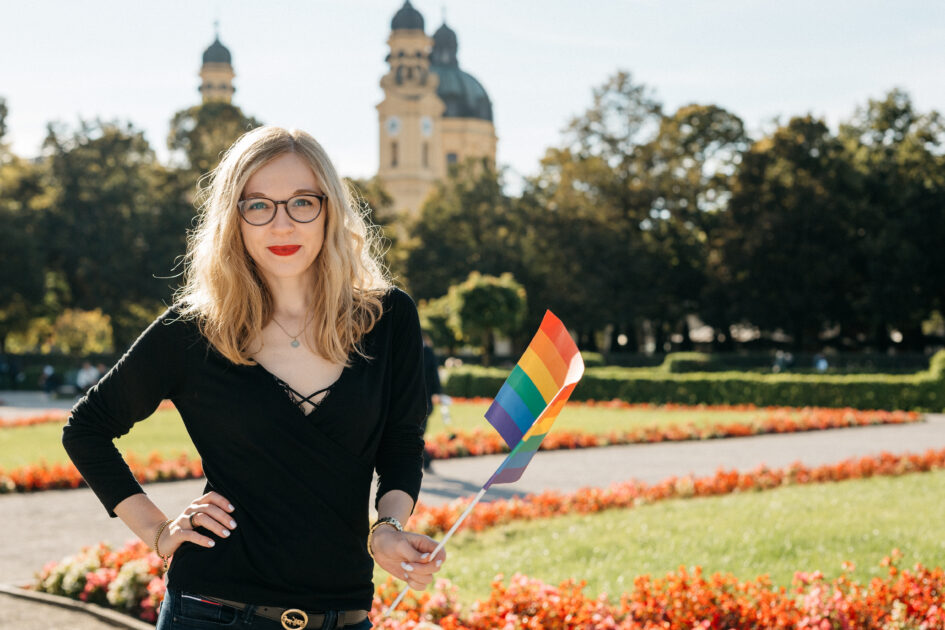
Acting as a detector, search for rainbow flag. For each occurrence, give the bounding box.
[483,311,584,488]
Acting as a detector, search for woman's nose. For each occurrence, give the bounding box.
[270,202,294,229]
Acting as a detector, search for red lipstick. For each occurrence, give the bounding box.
[268,245,301,256]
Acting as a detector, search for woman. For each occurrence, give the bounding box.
[62,126,445,629]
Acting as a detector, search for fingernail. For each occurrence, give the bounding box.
[230,520,236,528]
[420,553,430,561]
[228,504,235,511]
[208,540,215,547]
[401,562,414,571]
[221,530,230,537]
[436,559,442,568]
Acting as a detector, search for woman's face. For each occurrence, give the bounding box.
[239,152,327,286]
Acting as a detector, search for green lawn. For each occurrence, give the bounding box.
[0,404,763,469]
[426,403,762,435]
[379,470,945,604]
[0,410,198,470]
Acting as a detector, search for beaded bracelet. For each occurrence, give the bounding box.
[154,518,173,570]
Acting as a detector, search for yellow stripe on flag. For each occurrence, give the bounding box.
[518,347,559,402]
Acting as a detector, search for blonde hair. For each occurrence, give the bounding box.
[174,126,390,365]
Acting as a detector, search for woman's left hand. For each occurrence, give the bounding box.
[371,527,447,591]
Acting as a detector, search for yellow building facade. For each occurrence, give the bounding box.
[377,1,497,214]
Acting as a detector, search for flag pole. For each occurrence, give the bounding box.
[386,487,488,614]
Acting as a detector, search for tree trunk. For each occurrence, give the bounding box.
[482,330,493,367]
[679,318,694,351]
[873,321,890,352]
[900,322,925,352]
[652,320,666,354]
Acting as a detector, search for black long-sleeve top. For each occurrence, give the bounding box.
[62,288,426,611]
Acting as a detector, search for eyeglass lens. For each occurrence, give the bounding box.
[239,195,323,225]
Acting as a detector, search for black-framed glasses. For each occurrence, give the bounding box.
[237,194,327,226]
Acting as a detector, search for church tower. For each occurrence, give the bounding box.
[199,26,235,104]
[377,1,445,215]
[377,2,497,214]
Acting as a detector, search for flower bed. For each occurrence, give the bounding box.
[408,448,945,537]
[33,540,165,622]
[370,556,945,629]
[0,452,203,493]
[426,406,920,459]
[31,543,944,628]
[30,448,945,627]
[0,405,923,493]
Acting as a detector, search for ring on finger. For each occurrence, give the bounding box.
[189,512,200,529]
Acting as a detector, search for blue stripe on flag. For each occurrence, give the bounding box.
[493,383,536,437]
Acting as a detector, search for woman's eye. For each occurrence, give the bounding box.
[248,202,268,210]
[292,198,313,207]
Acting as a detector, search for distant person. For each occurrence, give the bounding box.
[814,353,828,373]
[0,353,11,390]
[76,361,101,394]
[39,364,56,397]
[421,332,442,470]
[62,126,444,630]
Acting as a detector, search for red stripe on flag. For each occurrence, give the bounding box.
[538,311,579,364]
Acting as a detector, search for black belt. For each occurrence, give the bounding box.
[200,595,369,630]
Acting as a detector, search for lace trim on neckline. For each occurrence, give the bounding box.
[271,374,334,416]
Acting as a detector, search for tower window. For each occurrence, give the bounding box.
[446,153,458,165]
[391,142,398,168]
[422,143,429,168]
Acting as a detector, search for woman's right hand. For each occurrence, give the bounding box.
[158,491,237,555]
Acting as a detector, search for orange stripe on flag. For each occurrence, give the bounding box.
[530,329,568,385]
[518,347,559,402]
[524,384,575,437]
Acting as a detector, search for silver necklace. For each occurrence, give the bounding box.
[270,311,314,348]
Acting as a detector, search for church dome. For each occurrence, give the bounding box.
[431,23,493,122]
[202,37,232,65]
[391,0,424,31]
[432,23,458,64]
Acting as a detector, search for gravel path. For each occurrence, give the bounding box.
[0,591,129,630]
[2,390,944,628]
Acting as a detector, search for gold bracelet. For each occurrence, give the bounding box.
[367,516,403,561]
[154,518,173,571]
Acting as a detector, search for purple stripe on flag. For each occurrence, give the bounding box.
[484,399,523,448]
[505,447,540,470]
[485,465,527,487]
[492,383,536,437]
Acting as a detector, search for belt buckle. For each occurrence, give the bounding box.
[280,608,309,630]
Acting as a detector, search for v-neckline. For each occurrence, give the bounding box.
[250,359,348,418]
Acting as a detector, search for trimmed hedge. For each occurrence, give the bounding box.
[443,350,945,411]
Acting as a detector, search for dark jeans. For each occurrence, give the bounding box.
[156,587,373,630]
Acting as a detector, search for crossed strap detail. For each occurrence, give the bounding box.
[272,374,334,415]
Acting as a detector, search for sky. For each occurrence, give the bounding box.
[1,1,943,186]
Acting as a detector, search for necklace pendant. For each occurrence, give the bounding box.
[290,339,301,348]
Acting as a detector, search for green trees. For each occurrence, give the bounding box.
[711,116,862,349]
[2,100,263,355]
[167,102,261,174]
[403,158,521,301]
[1,74,942,360]
[41,121,184,346]
[400,74,942,354]
[0,154,48,352]
[418,272,526,364]
[839,90,945,350]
